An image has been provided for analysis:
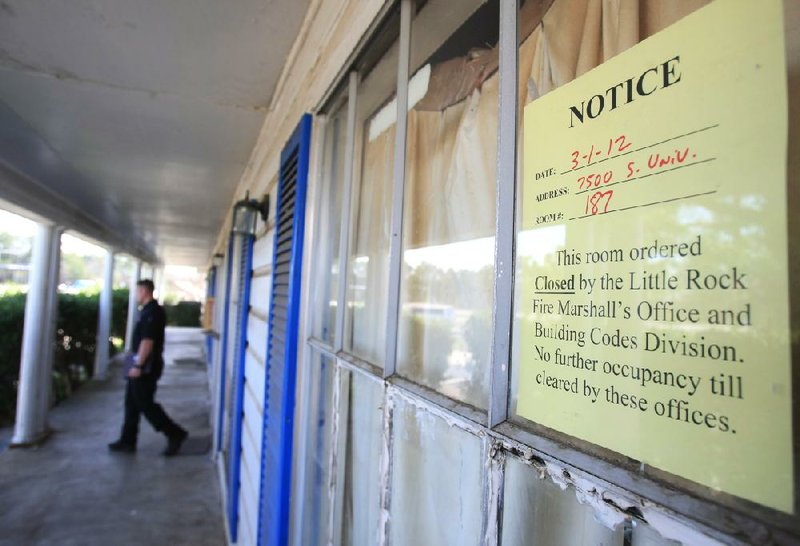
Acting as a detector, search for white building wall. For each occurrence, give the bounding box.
[232,182,277,546]
[208,4,387,540]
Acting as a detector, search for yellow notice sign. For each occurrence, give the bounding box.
[517,0,791,511]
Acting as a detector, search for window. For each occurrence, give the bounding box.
[345,13,401,365]
[309,102,347,345]
[395,0,499,409]
[288,0,790,544]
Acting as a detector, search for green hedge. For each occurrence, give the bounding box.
[0,289,129,427]
[0,293,26,427]
[165,301,201,327]
[0,289,202,426]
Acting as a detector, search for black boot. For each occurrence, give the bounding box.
[108,440,136,453]
[162,428,188,457]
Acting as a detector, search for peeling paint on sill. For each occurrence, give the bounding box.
[377,388,394,546]
[322,365,737,546]
[387,382,485,437]
[642,509,727,546]
[505,443,728,546]
[483,440,505,546]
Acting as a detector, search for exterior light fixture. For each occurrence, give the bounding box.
[211,253,224,267]
[231,191,270,236]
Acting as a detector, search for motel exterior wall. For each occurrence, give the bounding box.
[205,1,800,545]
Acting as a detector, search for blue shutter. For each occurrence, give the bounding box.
[205,266,217,366]
[226,234,255,542]
[257,114,312,546]
[216,234,235,451]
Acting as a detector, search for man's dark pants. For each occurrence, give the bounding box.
[120,374,183,445]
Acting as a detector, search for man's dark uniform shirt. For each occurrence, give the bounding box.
[117,298,184,448]
[132,300,166,378]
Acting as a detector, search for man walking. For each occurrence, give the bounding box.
[108,279,188,456]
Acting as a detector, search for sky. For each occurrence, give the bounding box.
[0,210,35,237]
[1,207,204,299]
[61,233,106,256]
[1,209,108,257]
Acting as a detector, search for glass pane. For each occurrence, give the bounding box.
[310,99,347,345]
[502,456,624,546]
[289,349,335,546]
[341,372,384,545]
[509,0,711,422]
[389,395,482,546]
[345,16,400,366]
[395,0,498,409]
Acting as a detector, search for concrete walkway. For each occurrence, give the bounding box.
[0,328,225,546]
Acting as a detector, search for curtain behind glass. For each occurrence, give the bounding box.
[346,30,400,366]
[310,104,346,345]
[396,0,499,410]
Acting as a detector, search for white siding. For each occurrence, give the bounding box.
[243,381,264,435]
[247,314,268,360]
[245,350,266,410]
[251,283,271,321]
[237,448,261,546]
[252,235,273,274]
[232,221,276,545]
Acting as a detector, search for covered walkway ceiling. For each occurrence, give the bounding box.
[0,0,309,266]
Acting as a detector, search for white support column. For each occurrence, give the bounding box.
[93,249,114,379]
[150,266,157,293]
[154,266,165,301]
[124,260,142,351]
[12,222,61,446]
[37,226,62,429]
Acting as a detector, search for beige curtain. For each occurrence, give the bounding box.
[399,0,712,249]
[349,123,395,363]
[520,0,709,104]
[405,73,499,248]
[355,0,711,386]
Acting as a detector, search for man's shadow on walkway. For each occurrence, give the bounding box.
[176,434,211,456]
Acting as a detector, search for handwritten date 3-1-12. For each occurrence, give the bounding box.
[570,134,632,171]
[573,139,701,217]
